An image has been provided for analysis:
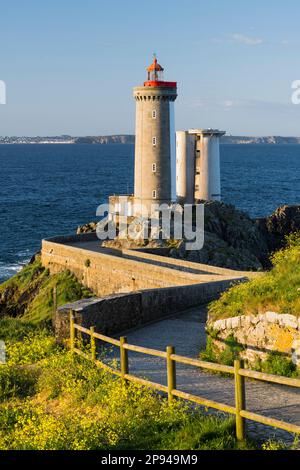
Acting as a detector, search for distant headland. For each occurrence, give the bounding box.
[1,135,300,145]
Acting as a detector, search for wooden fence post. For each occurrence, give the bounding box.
[120,336,129,384]
[90,326,96,361]
[234,359,246,441]
[69,310,75,353]
[53,285,57,323]
[167,346,176,403]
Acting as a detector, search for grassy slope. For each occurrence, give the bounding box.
[208,232,300,321]
[0,257,93,323]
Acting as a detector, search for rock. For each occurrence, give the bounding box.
[254,323,266,344]
[251,315,260,325]
[266,311,279,323]
[77,222,98,234]
[292,340,300,366]
[231,316,241,328]
[212,319,226,331]
[168,201,269,271]
[256,205,300,253]
[279,314,298,329]
[242,315,252,327]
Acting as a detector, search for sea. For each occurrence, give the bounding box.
[0,143,299,283]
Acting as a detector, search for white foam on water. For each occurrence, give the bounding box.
[0,257,31,283]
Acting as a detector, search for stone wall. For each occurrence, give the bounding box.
[208,312,300,366]
[42,239,204,298]
[42,235,245,298]
[56,279,234,343]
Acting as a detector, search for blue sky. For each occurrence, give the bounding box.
[1,0,300,136]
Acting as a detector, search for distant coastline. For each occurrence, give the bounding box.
[1,135,300,145]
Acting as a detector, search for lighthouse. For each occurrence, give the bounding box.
[133,56,177,217]
[107,57,226,230]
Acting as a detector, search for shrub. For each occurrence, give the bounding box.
[0,365,38,401]
[254,352,298,378]
[0,317,37,342]
[201,334,244,367]
[6,330,60,366]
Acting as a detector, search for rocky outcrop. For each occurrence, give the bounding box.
[76,202,300,271]
[170,201,268,270]
[256,205,300,253]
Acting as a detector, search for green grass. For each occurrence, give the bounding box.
[253,352,299,378]
[0,256,93,323]
[200,334,245,367]
[0,317,265,451]
[208,232,300,321]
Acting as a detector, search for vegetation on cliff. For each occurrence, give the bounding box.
[208,232,300,321]
[0,256,92,323]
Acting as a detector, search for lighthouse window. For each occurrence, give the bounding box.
[152,110,156,119]
[152,136,157,146]
[152,189,157,199]
[152,163,156,172]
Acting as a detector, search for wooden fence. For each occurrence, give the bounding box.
[69,311,300,441]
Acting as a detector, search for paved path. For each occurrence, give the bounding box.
[106,305,300,445]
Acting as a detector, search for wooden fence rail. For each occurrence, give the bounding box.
[69,311,300,441]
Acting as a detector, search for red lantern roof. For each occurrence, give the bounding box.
[147,57,164,73]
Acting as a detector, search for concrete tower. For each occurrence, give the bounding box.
[191,129,225,201]
[176,131,195,204]
[133,56,177,216]
[176,129,225,203]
